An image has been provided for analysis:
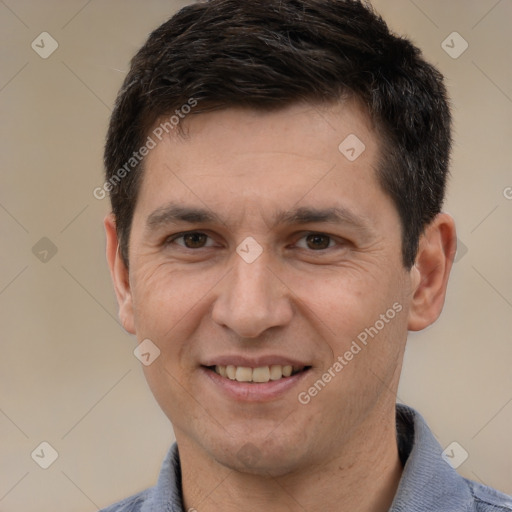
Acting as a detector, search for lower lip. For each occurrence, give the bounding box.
[201,367,311,402]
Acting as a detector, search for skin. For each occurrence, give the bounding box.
[105,100,457,512]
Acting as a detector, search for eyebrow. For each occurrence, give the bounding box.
[145,203,373,235]
[146,204,221,229]
[274,206,370,230]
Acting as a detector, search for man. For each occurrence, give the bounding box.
[100,1,512,511]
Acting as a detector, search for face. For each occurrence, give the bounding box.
[109,100,422,476]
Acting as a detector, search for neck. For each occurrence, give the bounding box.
[177,404,403,512]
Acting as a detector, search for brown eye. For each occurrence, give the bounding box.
[305,234,332,250]
[165,231,217,250]
[182,232,208,248]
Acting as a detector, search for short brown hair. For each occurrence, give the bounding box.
[104,0,452,268]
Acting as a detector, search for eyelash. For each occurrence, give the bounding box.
[164,231,343,251]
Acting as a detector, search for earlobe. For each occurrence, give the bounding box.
[104,214,136,334]
[407,213,457,332]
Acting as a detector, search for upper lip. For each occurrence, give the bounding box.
[201,355,310,368]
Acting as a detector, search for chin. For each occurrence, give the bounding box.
[209,435,306,477]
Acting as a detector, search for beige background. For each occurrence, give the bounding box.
[0,0,511,510]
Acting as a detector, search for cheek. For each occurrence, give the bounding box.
[130,264,214,420]
[129,261,229,368]
[291,264,408,390]
[131,262,201,330]
[289,265,396,339]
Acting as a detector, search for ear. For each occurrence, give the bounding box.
[104,213,136,334]
[407,213,457,331]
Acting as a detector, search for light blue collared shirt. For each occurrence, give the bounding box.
[100,404,512,512]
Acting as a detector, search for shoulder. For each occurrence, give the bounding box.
[98,444,182,512]
[464,479,512,512]
[98,488,152,512]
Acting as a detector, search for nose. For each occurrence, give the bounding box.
[211,251,294,339]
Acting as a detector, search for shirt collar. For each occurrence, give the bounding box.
[140,443,182,512]
[390,404,474,511]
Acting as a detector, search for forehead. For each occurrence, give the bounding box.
[133,100,393,231]
[153,99,376,168]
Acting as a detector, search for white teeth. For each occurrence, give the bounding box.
[252,366,270,383]
[216,365,227,378]
[226,365,236,380]
[282,365,293,377]
[269,365,283,380]
[213,364,304,382]
[235,366,252,382]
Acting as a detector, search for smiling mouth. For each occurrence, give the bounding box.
[205,364,310,383]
